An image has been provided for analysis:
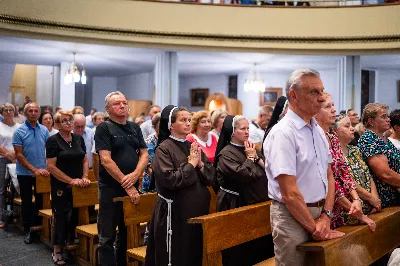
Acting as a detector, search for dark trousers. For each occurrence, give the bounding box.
[51,187,78,247]
[17,175,42,232]
[98,186,127,266]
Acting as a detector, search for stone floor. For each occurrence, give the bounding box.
[0,225,79,266]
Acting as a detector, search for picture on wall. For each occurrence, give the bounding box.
[259,88,282,106]
[191,88,209,107]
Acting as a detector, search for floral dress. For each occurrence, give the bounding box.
[140,133,157,194]
[358,130,400,208]
[327,133,357,229]
[345,145,374,214]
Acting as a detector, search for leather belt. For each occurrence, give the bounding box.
[306,199,325,208]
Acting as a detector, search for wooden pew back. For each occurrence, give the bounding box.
[298,206,400,266]
[188,201,272,265]
[35,174,51,209]
[87,169,97,182]
[72,181,99,225]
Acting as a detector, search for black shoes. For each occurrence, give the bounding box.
[24,232,33,244]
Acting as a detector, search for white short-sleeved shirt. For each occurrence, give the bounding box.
[140,120,155,141]
[263,109,332,203]
[389,137,400,150]
[0,122,20,158]
[249,121,265,144]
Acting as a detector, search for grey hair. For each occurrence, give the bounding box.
[285,69,320,101]
[73,114,86,123]
[23,102,40,113]
[93,112,105,122]
[1,103,15,114]
[104,91,126,107]
[211,109,229,129]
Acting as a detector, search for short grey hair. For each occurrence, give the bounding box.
[93,112,105,122]
[285,69,320,101]
[1,103,15,114]
[23,102,40,113]
[104,91,126,107]
[211,109,228,129]
[73,114,86,123]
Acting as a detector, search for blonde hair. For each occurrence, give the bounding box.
[71,106,84,115]
[191,110,210,133]
[361,103,388,128]
[210,109,228,129]
[54,110,74,124]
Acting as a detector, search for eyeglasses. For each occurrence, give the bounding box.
[61,119,74,124]
[2,109,14,113]
[74,125,85,129]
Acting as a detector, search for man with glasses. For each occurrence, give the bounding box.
[73,114,94,168]
[12,102,49,244]
[347,109,361,146]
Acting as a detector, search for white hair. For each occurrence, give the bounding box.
[285,69,320,101]
[23,102,40,113]
[104,91,126,107]
[73,114,86,123]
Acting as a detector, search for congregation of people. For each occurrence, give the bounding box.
[0,68,400,266]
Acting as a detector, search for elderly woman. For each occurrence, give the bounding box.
[333,114,381,215]
[145,105,216,266]
[388,109,400,150]
[186,110,218,163]
[358,103,400,208]
[214,115,273,265]
[46,110,91,265]
[39,112,58,137]
[0,103,19,228]
[315,95,375,231]
[210,109,228,139]
[92,112,105,129]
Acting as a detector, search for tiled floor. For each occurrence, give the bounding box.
[0,226,79,266]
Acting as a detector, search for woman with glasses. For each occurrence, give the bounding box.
[46,110,91,265]
[0,103,20,229]
[39,111,58,137]
[358,104,400,208]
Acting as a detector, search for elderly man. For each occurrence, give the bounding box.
[140,105,161,139]
[12,103,49,244]
[264,69,344,266]
[96,91,148,266]
[249,105,273,150]
[73,114,94,168]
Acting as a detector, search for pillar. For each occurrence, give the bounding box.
[337,56,361,114]
[154,52,179,108]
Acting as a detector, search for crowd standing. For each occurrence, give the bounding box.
[0,68,399,265]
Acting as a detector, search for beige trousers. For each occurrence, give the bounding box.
[270,200,322,266]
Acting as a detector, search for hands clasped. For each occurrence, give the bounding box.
[188,142,203,168]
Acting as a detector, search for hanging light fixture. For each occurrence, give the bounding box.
[64,52,87,85]
[244,63,265,93]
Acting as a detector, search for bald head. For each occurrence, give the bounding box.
[73,114,86,135]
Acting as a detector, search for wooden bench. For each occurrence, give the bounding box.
[35,174,52,247]
[72,181,99,266]
[298,206,400,266]
[188,201,274,266]
[87,169,97,182]
[92,153,99,181]
[114,193,157,265]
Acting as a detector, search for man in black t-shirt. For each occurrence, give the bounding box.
[95,91,149,266]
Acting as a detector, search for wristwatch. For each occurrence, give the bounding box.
[321,209,333,219]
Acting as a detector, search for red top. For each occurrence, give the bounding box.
[186,133,218,163]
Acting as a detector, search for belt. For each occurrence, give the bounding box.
[306,199,325,208]
[158,193,173,266]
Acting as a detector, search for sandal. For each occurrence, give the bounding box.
[52,252,66,265]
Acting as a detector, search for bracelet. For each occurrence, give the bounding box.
[247,156,255,162]
[254,156,261,163]
[353,197,363,202]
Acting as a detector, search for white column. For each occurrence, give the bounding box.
[59,62,75,110]
[336,56,361,114]
[154,52,178,108]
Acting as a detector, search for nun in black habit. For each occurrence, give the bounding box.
[145,105,217,266]
[214,115,274,266]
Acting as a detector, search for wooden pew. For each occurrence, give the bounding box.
[298,206,400,266]
[114,193,157,265]
[188,201,274,266]
[72,182,99,266]
[36,174,52,247]
[92,153,99,181]
[87,169,96,182]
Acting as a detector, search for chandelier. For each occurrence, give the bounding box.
[244,64,265,93]
[64,52,87,85]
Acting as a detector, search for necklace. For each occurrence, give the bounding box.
[60,133,72,148]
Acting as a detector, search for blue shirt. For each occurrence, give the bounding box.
[12,121,49,176]
[79,127,94,168]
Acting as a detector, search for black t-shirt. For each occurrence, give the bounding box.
[95,119,147,193]
[46,133,86,190]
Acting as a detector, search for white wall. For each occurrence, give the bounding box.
[319,69,340,110]
[117,72,153,101]
[60,62,75,110]
[376,69,400,111]
[179,74,229,112]
[91,77,117,112]
[0,63,16,104]
[36,65,54,106]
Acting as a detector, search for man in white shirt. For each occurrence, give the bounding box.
[140,105,161,140]
[264,69,344,266]
[85,108,97,129]
[73,114,95,168]
[249,105,273,150]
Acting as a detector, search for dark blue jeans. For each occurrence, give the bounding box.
[97,186,127,266]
